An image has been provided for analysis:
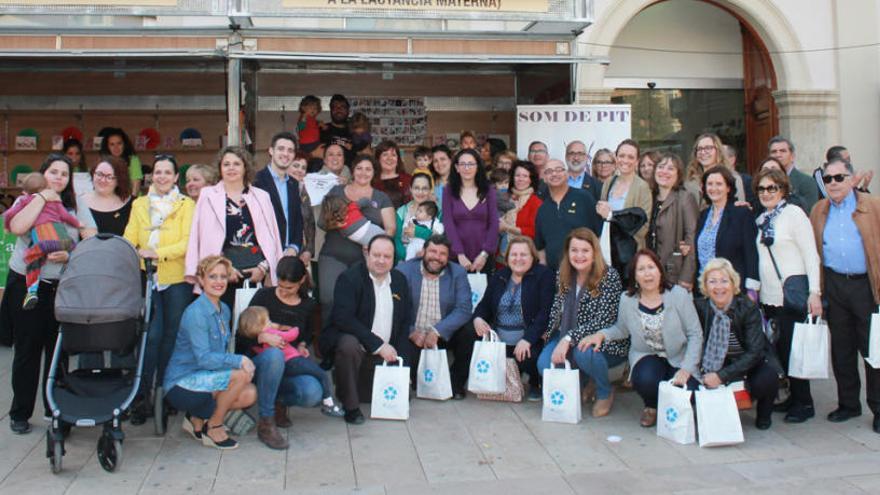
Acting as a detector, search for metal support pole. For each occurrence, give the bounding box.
[227,50,242,146]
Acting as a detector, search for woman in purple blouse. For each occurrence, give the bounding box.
[442,149,499,273]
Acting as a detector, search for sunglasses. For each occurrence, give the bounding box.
[822,173,850,184]
[756,185,780,194]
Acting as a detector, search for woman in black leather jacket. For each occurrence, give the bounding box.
[694,257,781,430]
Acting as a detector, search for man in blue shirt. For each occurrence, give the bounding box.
[810,158,880,433]
[254,131,304,258]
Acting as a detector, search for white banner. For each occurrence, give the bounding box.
[516,105,632,167]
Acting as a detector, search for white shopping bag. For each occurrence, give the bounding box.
[467,330,506,394]
[695,385,744,447]
[417,346,452,400]
[657,380,695,444]
[599,220,612,265]
[467,273,488,308]
[370,358,410,420]
[541,360,582,424]
[867,307,880,369]
[789,315,830,379]
[232,280,261,346]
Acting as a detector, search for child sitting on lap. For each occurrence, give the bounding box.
[238,306,344,417]
[320,194,385,247]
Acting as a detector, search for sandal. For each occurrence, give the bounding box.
[182,413,202,440]
[201,423,238,450]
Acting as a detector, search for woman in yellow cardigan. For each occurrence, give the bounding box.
[123,154,195,424]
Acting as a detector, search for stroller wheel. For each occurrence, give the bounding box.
[153,387,167,436]
[47,431,63,474]
[97,434,123,472]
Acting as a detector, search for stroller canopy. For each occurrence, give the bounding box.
[55,234,143,324]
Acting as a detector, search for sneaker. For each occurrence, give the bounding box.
[321,402,345,418]
[22,293,38,310]
[10,419,31,435]
[527,386,542,402]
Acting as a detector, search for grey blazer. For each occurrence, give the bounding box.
[600,285,703,379]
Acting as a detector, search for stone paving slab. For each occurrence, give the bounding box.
[1,346,879,494]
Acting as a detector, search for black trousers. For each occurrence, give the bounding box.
[405,322,479,394]
[763,303,813,408]
[742,360,780,420]
[7,270,60,422]
[825,269,880,415]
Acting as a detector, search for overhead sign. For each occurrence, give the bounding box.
[0,0,176,4]
[516,104,632,166]
[283,0,549,13]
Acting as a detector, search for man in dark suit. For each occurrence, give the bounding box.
[769,136,819,213]
[321,235,412,424]
[253,131,304,257]
[395,234,475,399]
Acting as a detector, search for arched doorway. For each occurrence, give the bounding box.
[578,0,809,173]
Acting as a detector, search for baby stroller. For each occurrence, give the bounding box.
[45,234,151,473]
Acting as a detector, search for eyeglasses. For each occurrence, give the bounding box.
[756,185,780,194]
[594,160,614,166]
[695,146,716,154]
[528,149,548,155]
[94,172,116,181]
[544,168,566,175]
[567,151,587,157]
[822,173,850,184]
[457,162,477,169]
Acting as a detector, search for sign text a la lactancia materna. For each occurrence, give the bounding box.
[283,0,549,13]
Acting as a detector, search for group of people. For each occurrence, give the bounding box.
[3,104,879,456]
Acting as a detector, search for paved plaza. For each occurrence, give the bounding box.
[1,346,880,495]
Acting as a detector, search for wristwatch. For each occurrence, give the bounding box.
[562,335,573,343]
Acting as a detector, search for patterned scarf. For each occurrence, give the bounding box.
[147,185,181,250]
[756,199,787,247]
[702,299,731,374]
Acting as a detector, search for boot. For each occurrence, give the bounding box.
[257,417,288,450]
[274,402,292,428]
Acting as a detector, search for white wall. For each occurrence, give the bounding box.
[835,0,880,175]
[603,0,743,87]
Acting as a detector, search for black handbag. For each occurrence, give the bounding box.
[222,244,265,271]
[766,246,809,314]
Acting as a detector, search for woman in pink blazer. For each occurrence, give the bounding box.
[186,146,282,309]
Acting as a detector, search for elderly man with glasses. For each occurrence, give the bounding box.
[809,157,880,433]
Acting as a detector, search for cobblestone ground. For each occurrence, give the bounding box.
[1,346,879,495]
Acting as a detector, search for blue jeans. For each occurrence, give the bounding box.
[140,282,193,397]
[253,347,323,417]
[631,354,700,408]
[537,337,626,400]
[284,356,333,400]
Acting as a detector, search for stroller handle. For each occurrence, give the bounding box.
[144,259,156,275]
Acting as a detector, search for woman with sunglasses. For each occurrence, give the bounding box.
[124,154,196,424]
[754,162,822,424]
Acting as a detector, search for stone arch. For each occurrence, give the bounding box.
[578,0,811,91]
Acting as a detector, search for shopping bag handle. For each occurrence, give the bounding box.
[380,357,405,368]
[550,359,572,370]
[241,280,264,290]
[666,379,687,389]
[481,329,500,342]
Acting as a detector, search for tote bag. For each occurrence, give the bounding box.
[477,358,524,403]
[541,360,582,424]
[695,386,744,447]
[371,358,411,420]
[788,316,830,379]
[657,380,695,445]
[417,346,453,400]
[867,307,880,369]
[467,330,507,394]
